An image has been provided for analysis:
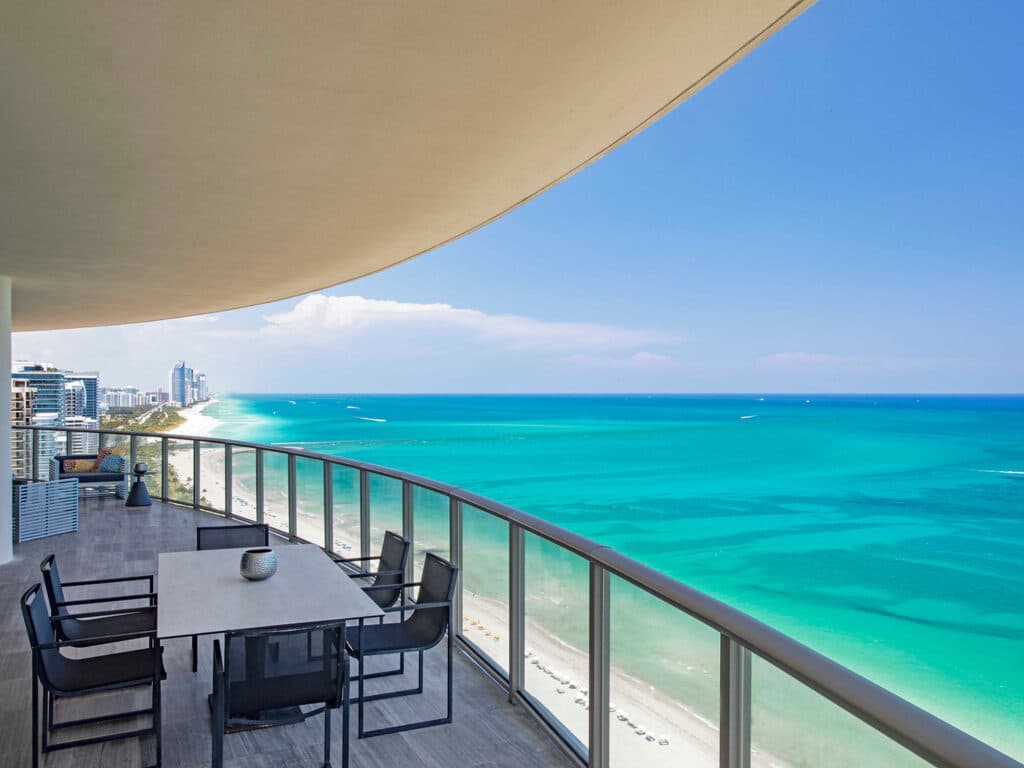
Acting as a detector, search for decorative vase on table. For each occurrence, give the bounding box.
[240,548,278,581]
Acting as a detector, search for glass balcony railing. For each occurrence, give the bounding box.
[11,424,1022,768]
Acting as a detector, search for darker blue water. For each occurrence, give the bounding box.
[207,394,1024,759]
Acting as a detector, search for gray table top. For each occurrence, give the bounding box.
[157,544,384,639]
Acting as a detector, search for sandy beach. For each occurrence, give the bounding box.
[161,401,787,768]
[166,398,223,436]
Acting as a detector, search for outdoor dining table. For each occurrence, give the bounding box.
[157,543,384,721]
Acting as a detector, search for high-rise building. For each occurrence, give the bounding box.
[65,371,99,419]
[11,379,36,478]
[196,373,209,401]
[169,361,189,406]
[11,365,66,425]
[65,380,87,417]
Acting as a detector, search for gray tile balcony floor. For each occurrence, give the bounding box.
[0,496,575,768]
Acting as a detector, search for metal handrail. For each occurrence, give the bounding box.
[13,424,1022,768]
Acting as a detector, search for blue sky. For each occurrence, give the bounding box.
[15,0,1024,393]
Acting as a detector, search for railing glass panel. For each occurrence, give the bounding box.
[230,446,258,522]
[295,456,325,546]
[368,472,402,557]
[166,439,194,504]
[609,574,719,766]
[134,436,163,497]
[198,441,225,512]
[36,429,65,479]
[751,653,931,768]
[524,531,590,749]
[262,451,289,533]
[412,485,450,575]
[331,464,360,556]
[461,504,509,672]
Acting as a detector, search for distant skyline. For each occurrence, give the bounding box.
[14,1,1024,394]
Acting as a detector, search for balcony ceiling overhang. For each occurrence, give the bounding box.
[1,1,812,331]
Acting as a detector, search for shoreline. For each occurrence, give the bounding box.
[158,397,789,767]
[166,397,222,436]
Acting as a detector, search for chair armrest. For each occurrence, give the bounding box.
[37,629,158,649]
[382,599,450,612]
[55,592,157,607]
[332,554,381,563]
[362,581,420,592]
[63,574,155,589]
[51,605,156,621]
[351,568,403,580]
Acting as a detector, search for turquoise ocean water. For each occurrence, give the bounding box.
[204,394,1023,763]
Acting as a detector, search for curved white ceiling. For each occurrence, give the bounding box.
[0,1,812,331]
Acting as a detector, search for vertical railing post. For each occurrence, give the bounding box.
[359,470,370,560]
[589,563,611,768]
[224,444,233,518]
[323,462,334,551]
[255,448,265,524]
[508,524,525,703]
[402,480,414,588]
[287,453,298,540]
[160,438,168,500]
[64,430,72,456]
[720,636,752,768]
[192,440,201,510]
[32,428,40,481]
[449,497,463,639]
[129,434,138,474]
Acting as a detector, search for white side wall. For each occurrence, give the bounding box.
[0,276,12,563]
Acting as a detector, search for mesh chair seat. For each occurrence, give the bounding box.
[345,620,441,656]
[59,610,156,644]
[46,647,164,694]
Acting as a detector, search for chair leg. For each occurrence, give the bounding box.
[192,634,198,673]
[153,674,162,767]
[342,669,350,768]
[357,652,365,739]
[322,705,331,768]
[446,629,453,724]
[31,669,39,768]
[41,688,48,753]
[417,650,424,694]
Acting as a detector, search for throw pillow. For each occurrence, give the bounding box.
[95,447,113,466]
[97,452,124,473]
[62,458,77,473]
[74,459,97,472]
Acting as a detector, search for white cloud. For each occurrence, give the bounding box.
[240,294,681,353]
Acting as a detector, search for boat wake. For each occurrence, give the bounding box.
[355,416,387,423]
[346,405,361,410]
[740,415,758,420]
[977,469,1024,476]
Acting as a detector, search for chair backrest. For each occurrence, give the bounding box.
[197,523,269,551]
[39,554,68,617]
[21,583,66,691]
[368,531,411,609]
[223,622,345,718]
[404,553,458,648]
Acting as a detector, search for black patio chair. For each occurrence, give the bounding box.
[192,523,270,672]
[21,583,164,768]
[332,530,411,612]
[346,552,458,738]
[40,554,156,645]
[212,622,349,768]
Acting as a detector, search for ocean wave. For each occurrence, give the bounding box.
[977,469,1024,476]
[740,415,758,420]
[356,416,387,423]
[346,405,360,410]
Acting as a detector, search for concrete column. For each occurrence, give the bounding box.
[0,276,12,564]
